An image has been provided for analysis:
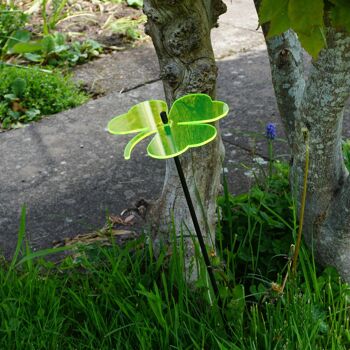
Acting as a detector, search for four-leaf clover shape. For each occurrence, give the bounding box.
[107,94,229,159]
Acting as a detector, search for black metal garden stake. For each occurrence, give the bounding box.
[160,111,224,311]
[108,94,230,325]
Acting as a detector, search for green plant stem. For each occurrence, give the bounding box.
[0,61,52,73]
[292,128,309,274]
[268,140,273,178]
[42,0,49,35]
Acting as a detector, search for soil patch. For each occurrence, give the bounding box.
[17,0,147,48]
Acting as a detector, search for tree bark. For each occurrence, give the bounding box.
[143,0,226,278]
[295,30,350,281]
[254,1,350,282]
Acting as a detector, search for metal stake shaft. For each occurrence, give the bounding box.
[173,156,222,306]
[160,112,223,311]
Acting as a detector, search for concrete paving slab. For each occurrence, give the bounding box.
[0,82,165,258]
[219,0,261,29]
[217,46,289,158]
[211,0,265,59]
[73,45,160,96]
[212,24,265,59]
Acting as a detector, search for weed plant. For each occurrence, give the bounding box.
[108,15,147,41]
[0,163,349,348]
[0,65,87,128]
[217,161,292,290]
[0,5,28,52]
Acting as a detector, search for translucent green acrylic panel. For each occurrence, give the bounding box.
[147,124,217,159]
[168,94,229,125]
[107,94,229,160]
[108,100,167,134]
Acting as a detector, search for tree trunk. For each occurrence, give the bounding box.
[254,1,350,282]
[143,0,226,278]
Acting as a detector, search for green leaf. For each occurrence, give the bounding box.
[259,0,291,38]
[297,26,326,59]
[11,77,26,98]
[41,35,56,54]
[259,0,289,24]
[53,32,66,45]
[12,41,43,54]
[23,52,43,62]
[288,0,324,33]
[127,0,143,8]
[4,30,31,53]
[328,0,348,6]
[267,6,291,37]
[330,2,350,32]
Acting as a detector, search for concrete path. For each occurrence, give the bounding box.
[1,0,349,258]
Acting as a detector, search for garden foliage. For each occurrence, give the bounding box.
[0,66,87,128]
[259,0,350,57]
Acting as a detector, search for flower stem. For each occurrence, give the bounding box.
[268,140,273,178]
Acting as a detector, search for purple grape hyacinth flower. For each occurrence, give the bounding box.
[266,123,276,140]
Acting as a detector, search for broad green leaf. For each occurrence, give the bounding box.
[288,0,324,33]
[331,2,350,32]
[259,0,289,24]
[11,78,26,98]
[12,41,43,54]
[108,94,229,160]
[297,26,326,58]
[4,30,31,53]
[258,0,290,38]
[267,4,291,38]
[42,35,56,54]
[23,52,42,62]
[53,32,66,46]
[328,0,348,6]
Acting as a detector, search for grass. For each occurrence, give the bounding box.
[4,134,350,349]
[1,160,349,349]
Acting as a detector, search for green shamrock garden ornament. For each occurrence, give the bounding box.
[108,93,229,318]
[107,94,229,159]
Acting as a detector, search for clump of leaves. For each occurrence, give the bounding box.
[41,0,69,35]
[107,15,147,41]
[0,5,29,53]
[217,161,294,290]
[126,0,143,8]
[258,0,350,58]
[102,0,143,8]
[7,32,103,67]
[0,65,88,129]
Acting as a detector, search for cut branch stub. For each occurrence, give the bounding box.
[143,0,226,103]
